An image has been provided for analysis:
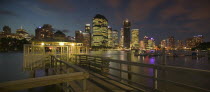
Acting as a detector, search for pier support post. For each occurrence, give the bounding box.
[208,50,210,60]
[82,79,87,92]
[153,68,158,90]
[127,52,132,83]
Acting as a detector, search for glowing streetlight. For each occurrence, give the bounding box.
[59,42,64,46]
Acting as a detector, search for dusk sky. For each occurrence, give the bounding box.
[0,0,210,43]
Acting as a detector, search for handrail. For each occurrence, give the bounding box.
[76,54,210,92]
[51,55,88,73]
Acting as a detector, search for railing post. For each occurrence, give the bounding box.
[153,68,158,91]
[82,79,87,92]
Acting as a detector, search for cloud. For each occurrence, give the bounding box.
[105,0,122,8]
[39,0,74,12]
[0,10,18,16]
[159,0,210,21]
[125,0,165,23]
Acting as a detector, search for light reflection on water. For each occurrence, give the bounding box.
[1,51,210,92]
[90,50,210,91]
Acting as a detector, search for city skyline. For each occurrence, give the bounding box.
[1,0,210,43]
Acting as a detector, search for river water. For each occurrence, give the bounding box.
[0,51,210,92]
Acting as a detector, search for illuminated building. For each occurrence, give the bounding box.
[92,14,108,48]
[166,36,175,50]
[35,24,54,40]
[85,24,91,33]
[75,30,83,43]
[16,27,32,41]
[53,30,66,41]
[186,35,203,48]
[84,24,91,47]
[123,19,131,49]
[119,28,124,48]
[161,40,167,49]
[82,32,91,47]
[75,30,91,47]
[107,26,113,47]
[131,29,139,49]
[112,30,119,48]
[139,40,145,50]
[177,40,184,50]
[0,26,32,41]
[142,36,155,50]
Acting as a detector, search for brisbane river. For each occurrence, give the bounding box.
[0,51,210,92]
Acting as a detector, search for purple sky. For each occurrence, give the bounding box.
[0,0,210,43]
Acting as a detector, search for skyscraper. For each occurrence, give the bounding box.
[84,24,91,47]
[123,19,131,49]
[85,24,91,33]
[131,29,139,49]
[35,24,54,40]
[75,30,83,43]
[119,28,124,48]
[107,26,113,47]
[112,30,119,48]
[92,14,108,48]
[166,36,175,50]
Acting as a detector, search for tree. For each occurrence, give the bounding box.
[3,26,11,34]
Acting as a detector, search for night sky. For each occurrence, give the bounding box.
[0,0,210,43]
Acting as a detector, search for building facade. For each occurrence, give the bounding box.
[35,24,54,40]
[107,26,113,47]
[119,28,124,48]
[131,29,139,49]
[92,14,108,48]
[112,30,119,48]
[166,36,175,50]
[123,19,131,49]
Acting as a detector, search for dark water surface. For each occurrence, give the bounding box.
[1,51,210,92]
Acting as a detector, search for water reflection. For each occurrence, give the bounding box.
[90,50,210,91]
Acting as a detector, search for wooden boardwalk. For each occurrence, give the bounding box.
[0,72,88,92]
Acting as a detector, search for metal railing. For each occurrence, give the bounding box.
[75,54,210,92]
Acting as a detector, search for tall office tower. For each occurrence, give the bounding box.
[123,19,131,49]
[166,36,175,50]
[107,26,113,47]
[84,24,91,47]
[131,29,139,49]
[92,14,108,47]
[35,24,54,40]
[85,24,91,33]
[177,40,184,50]
[112,30,119,48]
[82,32,91,47]
[147,37,155,50]
[143,36,155,50]
[75,30,83,43]
[160,40,167,49]
[139,40,145,50]
[119,28,124,48]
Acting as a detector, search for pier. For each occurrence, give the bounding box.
[0,42,210,92]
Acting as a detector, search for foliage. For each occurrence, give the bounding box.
[0,37,30,52]
[192,42,210,50]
